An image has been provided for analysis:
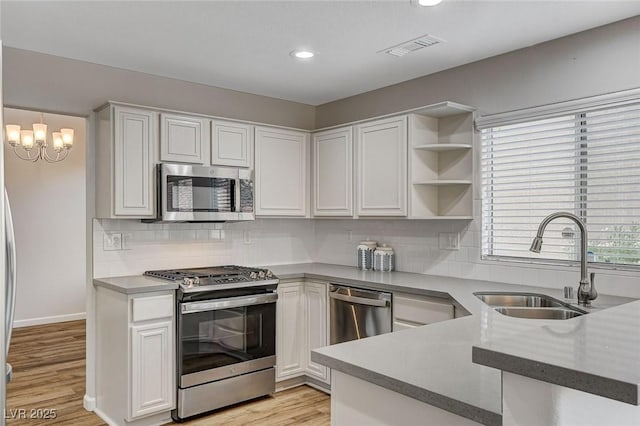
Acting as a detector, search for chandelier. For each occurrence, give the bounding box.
[5,113,74,163]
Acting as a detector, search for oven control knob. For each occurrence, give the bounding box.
[258,271,266,279]
[266,270,273,278]
[250,272,258,279]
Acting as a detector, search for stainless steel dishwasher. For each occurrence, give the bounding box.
[329,284,392,344]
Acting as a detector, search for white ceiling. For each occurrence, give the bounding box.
[2,1,639,106]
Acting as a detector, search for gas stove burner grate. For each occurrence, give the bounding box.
[144,265,276,291]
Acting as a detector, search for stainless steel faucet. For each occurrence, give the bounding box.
[529,212,597,306]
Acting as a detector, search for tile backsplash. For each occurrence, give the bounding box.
[93,217,640,298]
[92,218,315,278]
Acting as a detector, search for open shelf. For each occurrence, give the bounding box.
[413,144,472,152]
[407,105,475,220]
[413,180,472,186]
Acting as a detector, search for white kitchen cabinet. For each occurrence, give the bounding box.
[276,281,306,381]
[130,321,174,419]
[255,127,310,217]
[95,288,175,425]
[95,104,157,218]
[160,113,207,164]
[355,116,407,216]
[211,120,253,167]
[305,281,329,384]
[393,293,454,331]
[312,127,353,217]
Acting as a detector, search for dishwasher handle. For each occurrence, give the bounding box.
[329,291,389,307]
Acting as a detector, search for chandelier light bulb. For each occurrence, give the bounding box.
[5,125,21,145]
[33,123,47,144]
[20,130,34,150]
[52,132,64,151]
[61,128,74,147]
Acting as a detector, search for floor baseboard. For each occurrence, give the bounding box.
[13,312,86,328]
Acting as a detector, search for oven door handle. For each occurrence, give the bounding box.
[181,292,278,314]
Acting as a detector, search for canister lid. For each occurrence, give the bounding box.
[358,240,377,249]
[374,244,394,254]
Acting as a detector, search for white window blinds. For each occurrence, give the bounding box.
[480,93,640,266]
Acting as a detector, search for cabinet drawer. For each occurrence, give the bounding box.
[132,294,174,322]
[393,293,454,326]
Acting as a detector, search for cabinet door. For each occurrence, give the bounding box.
[305,281,329,383]
[113,106,156,217]
[255,127,309,216]
[312,128,353,217]
[276,282,305,381]
[160,113,206,164]
[129,321,174,419]
[211,120,253,167]
[356,116,407,216]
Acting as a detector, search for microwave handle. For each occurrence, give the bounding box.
[234,176,241,213]
[181,292,278,314]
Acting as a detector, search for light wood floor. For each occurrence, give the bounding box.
[6,320,330,425]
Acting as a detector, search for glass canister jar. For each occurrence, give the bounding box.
[357,240,377,270]
[373,244,395,272]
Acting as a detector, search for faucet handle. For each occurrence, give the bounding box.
[589,272,598,301]
[563,286,575,301]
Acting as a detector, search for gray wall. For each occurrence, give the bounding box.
[2,47,316,129]
[4,15,639,131]
[315,15,640,128]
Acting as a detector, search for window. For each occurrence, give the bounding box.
[479,92,640,267]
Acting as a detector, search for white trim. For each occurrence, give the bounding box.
[83,394,97,411]
[13,312,86,328]
[475,87,640,129]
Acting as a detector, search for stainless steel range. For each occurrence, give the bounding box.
[144,266,278,421]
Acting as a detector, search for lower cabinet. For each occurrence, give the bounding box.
[130,321,174,419]
[305,281,330,384]
[95,288,175,425]
[276,280,330,385]
[276,281,306,380]
[393,292,455,331]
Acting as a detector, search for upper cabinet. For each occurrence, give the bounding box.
[159,113,207,164]
[407,102,475,219]
[211,120,253,167]
[96,104,157,218]
[312,127,353,217]
[355,116,408,217]
[255,127,310,217]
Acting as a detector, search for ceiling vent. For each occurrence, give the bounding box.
[380,34,444,57]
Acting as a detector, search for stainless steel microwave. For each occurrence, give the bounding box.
[154,163,254,222]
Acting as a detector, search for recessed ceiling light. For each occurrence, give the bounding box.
[291,50,315,59]
[418,0,443,6]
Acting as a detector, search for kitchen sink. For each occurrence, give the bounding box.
[493,307,584,320]
[474,292,587,320]
[475,292,565,308]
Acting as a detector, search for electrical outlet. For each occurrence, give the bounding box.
[121,233,133,250]
[439,232,460,251]
[347,230,353,242]
[103,232,123,251]
[243,230,252,245]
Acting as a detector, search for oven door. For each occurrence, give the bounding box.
[161,163,243,221]
[178,292,277,388]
